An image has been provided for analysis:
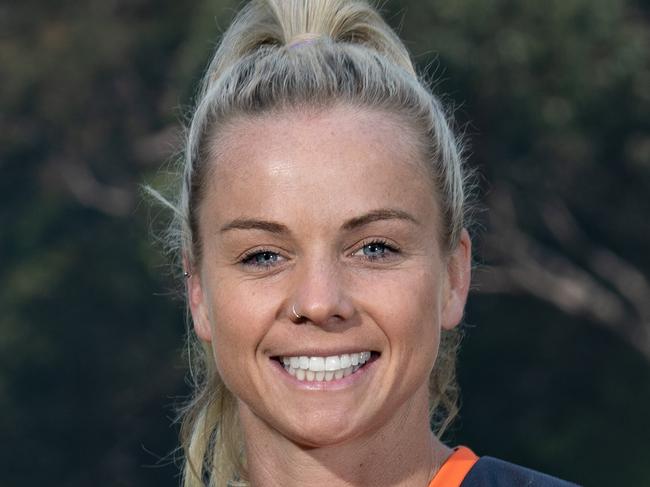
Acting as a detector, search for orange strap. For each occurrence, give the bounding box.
[428,446,479,487]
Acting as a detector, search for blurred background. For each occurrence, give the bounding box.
[2,0,649,485]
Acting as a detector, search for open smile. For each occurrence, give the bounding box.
[273,351,379,382]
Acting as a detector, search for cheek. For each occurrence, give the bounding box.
[357,266,442,354]
[404,275,442,364]
[207,283,271,387]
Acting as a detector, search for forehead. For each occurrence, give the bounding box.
[203,105,438,229]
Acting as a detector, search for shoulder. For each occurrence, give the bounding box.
[460,456,582,487]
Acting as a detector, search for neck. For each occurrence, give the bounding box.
[239,385,452,487]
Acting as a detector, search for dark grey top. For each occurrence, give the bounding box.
[460,457,582,487]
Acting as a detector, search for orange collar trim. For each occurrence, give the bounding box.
[428,446,479,487]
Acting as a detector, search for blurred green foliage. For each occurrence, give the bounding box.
[1,1,648,486]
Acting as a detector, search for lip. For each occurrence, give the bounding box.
[269,353,379,391]
[271,348,378,358]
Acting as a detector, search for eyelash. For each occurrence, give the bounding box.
[352,239,400,261]
[239,248,284,268]
[238,239,400,269]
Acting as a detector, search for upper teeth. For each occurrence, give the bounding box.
[280,352,372,382]
[281,352,371,371]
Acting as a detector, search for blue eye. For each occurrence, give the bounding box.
[241,250,282,267]
[354,240,398,260]
[363,242,388,257]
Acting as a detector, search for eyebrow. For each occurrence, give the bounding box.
[219,208,418,235]
[219,219,290,234]
[341,208,420,231]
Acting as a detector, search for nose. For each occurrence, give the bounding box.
[289,258,355,327]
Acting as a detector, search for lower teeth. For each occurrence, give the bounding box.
[284,363,363,382]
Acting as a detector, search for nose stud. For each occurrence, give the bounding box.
[291,304,303,321]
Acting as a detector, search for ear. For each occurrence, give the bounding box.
[186,266,213,342]
[441,229,472,331]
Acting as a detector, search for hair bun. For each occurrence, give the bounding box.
[205,0,415,86]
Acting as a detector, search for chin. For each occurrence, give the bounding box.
[284,425,358,449]
[272,406,380,449]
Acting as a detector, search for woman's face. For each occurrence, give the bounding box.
[189,105,471,447]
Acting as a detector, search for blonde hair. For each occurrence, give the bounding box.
[157,1,470,485]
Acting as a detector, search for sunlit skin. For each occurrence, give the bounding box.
[188,105,472,487]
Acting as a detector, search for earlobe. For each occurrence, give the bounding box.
[441,229,472,331]
[187,270,213,342]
